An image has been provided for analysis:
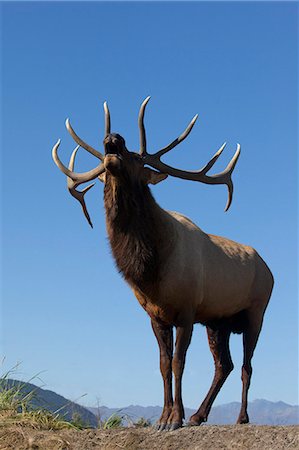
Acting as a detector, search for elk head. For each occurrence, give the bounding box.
[52,97,240,227]
[101,132,168,188]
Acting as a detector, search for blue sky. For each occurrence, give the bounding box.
[1,1,298,410]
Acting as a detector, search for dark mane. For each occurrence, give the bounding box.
[104,175,161,291]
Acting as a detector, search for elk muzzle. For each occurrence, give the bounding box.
[104,134,127,175]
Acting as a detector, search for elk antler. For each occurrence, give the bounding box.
[65,119,104,161]
[52,103,112,227]
[138,98,240,211]
[66,146,96,228]
[52,120,106,227]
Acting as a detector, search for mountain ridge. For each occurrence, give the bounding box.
[3,380,298,426]
[87,399,299,426]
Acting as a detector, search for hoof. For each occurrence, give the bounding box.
[186,420,201,427]
[237,418,249,424]
[153,423,167,431]
[158,423,167,431]
[188,414,207,426]
[237,413,249,424]
[168,422,181,431]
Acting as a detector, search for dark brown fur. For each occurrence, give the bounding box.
[104,173,162,291]
[204,310,248,335]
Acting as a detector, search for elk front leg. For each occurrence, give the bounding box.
[166,322,193,431]
[151,319,173,431]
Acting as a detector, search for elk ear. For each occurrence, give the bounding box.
[143,167,168,185]
[98,172,106,183]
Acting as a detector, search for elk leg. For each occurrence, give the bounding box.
[188,326,233,425]
[237,315,263,424]
[166,322,193,430]
[151,319,174,431]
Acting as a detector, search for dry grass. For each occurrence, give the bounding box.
[0,424,298,450]
[0,366,77,432]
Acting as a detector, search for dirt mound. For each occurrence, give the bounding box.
[0,425,298,450]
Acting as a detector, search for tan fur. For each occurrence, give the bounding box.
[131,209,273,327]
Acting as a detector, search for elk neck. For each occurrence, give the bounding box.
[103,173,172,293]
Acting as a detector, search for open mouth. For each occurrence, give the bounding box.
[104,143,123,159]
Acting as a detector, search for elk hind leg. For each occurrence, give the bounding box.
[237,312,264,424]
[188,325,233,426]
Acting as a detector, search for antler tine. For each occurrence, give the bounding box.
[65,119,104,161]
[52,139,105,184]
[104,101,111,136]
[139,96,151,156]
[199,142,227,175]
[222,144,241,211]
[144,143,241,211]
[67,146,95,228]
[155,114,198,159]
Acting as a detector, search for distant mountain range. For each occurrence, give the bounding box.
[4,379,298,426]
[88,400,299,426]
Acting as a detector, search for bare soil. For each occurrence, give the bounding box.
[0,424,298,450]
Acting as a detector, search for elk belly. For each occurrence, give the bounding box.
[195,237,257,320]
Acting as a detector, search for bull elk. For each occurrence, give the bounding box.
[52,97,274,430]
